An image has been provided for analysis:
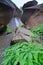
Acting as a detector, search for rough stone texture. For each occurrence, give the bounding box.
[26,11,43,28]
[21,4,43,29]
[13,27,33,42]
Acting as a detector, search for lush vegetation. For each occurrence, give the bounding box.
[1,41,43,65]
[31,24,43,36]
[1,23,43,65]
[31,24,43,42]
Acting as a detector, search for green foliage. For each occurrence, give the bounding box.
[1,41,43,65]
[31,23,43,41]
[1,23,43,65]
[7,25,15,32]
[31,23,43,35]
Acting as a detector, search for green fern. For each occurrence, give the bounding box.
[1,23,43,65]
[31,23,43,41]
[31,23,43,35]
[1,41,43,65]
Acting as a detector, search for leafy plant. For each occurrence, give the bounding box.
[1,41,43,65]
[31,23,43,35]
[1,23,43,65]
[7,25,15,32]
[31,23,43,41]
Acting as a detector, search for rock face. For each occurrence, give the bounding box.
[26,9,43,28]
[22,0,38,10]
[21,4,43,29]
[13,27,33,42]
[0,1,21,28]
